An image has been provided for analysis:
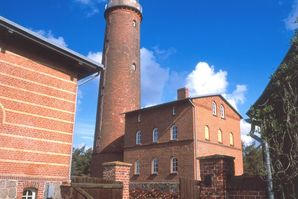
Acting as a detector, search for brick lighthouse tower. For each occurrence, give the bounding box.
[91,0,142,177]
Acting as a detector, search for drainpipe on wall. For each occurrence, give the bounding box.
[189,99,199,180]
[246,119,274,199]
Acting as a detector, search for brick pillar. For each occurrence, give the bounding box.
[103,161,132,199]
[198,155,235,199]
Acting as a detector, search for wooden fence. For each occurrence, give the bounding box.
[179,178,201,199]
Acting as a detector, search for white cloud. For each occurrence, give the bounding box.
[35,30,67,48]
[223,85,247,110]
[285,0,298,30]
[240,119,254,146]
[141,48,170,106]
[87,51,102,64]
[186,62,228,96]
[75,0,106,17]
[185,62,247,110]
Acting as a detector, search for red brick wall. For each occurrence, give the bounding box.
[193,96,243,178]
[124,101,195,182]
[0,49,78,195]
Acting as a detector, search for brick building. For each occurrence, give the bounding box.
[124,88,243,184]
[0,17,101,198]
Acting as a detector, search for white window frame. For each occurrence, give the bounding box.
[136,131,141,145]
[171,157,178,174]
[171,125,178,141]
[153,128,158,143]
[135,160,140,175]
[220,105,225,118]
[22,189,37,199]
[152,158,158,175]
[212,101,217,116]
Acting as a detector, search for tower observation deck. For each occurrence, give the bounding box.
[105,0,142,14]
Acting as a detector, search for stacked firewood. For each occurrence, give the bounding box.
[130,189,179,199]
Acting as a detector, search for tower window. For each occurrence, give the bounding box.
[212,101,217,116]
[22,189,37,199]
[218,129,223,144]
[153,128,159,143]
[172,107,176,116]
[171,157,178,174]
[137,114,141,122]
[152,158,158,175]
[133,20,137,27]
[135,160,140,175]
[136,131,141,145]
[204,126,210,141]
[131,63,136,71]
[171,125,178,141]
[220,105,225,118]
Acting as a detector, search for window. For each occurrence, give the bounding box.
[218,129,223,143]
[171,157,178,174]
[137,114,141,122]
[212,101,217,116]
[153,128,159,143]
[135,160,140,175]
[131,63,136,71]
[136,131,141,145]
[172,107,176,116]
[152,158,158,175]
[220,105,225,118]
[22,189,36,199]
[204,126,210,141]
[133,20,137,27]
[229,132,234,146]
[171,125,178,140]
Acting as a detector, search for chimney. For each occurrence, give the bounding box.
[177,88,189,100]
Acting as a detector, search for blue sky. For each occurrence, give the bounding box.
[1,0,297,147]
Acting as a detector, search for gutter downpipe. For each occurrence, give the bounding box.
[189,99,198,180]
[246,119,274,199]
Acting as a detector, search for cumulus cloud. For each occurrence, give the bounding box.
[186,62,228,96]
[240,120,254,146]
[35,30,67,48]
[87,51,102,64]
[186,62,247,110]
[141,48,170,106]
[285,0,298,30]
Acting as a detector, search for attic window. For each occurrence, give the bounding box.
[137,114,141,122]
[172,107,176,116]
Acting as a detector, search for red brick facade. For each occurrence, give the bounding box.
[91,1,142,177]
[0,17,100,198]
[124,95,243,183]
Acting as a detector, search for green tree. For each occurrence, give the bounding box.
[71,146,92,176]
[242,142,264,176]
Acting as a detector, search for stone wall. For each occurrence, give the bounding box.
[0,180,17,199]
[130,182,179,193]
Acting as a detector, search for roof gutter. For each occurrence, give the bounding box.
[246,118,274,199]
[0,16,104,73]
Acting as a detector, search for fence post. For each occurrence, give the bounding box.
[102,161,132,199]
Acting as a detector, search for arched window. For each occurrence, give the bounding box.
[131,63,136,71]
[22,188,37,199]
[133,20,137,27]
[212,101,217,115]
[220,105,225,118]
[152,158,158,175]
[171,157,178,174]
[137,114,141,122]
[172,107,176,116]
[204,126,210,141]
[229,132,234,146]
[218,129,223,143]
[171,125,178,140]
[136,131,141,145]
[153,128,159,143]
[135,160,140,175]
